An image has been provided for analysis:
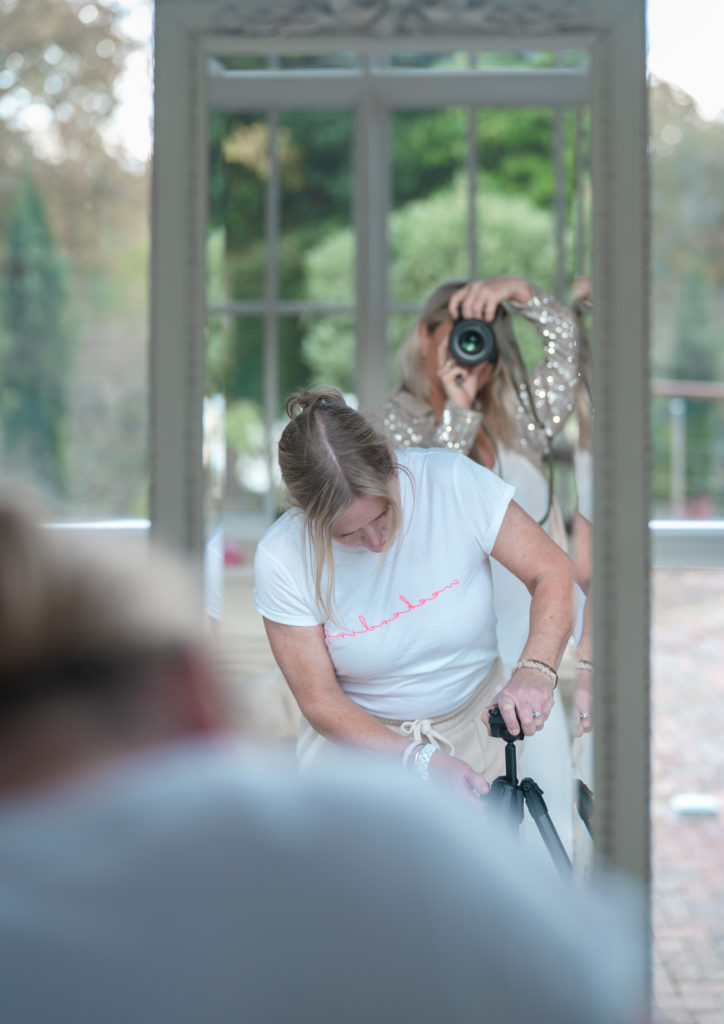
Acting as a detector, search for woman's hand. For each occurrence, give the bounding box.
[485,666,555,739]
[428,750,491,807]
[436,336,485,408]
[572,666,594,737]
[447,276,534,322]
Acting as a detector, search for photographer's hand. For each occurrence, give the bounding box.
[572,666,594,737]
[448,277,534,322]
[436,337,493,408]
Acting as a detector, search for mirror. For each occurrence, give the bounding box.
[201,36,595,865]
[152,0,648,932]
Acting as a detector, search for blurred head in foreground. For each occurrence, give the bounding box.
[0,488,226,795]
[0,489,649,1024]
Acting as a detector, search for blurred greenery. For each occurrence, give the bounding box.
[301,176,565,392]
[0,0,150,517]
[208,100,582,403]
[0,172,70,493]
[0,0,722,521]
[649,82,724,515]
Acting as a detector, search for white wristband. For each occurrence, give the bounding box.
[411,743,436,781]
[401,740,423,769]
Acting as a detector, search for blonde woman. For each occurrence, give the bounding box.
[253,387,575,808]
[369,276,580,852]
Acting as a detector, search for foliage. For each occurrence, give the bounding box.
[0,171,70,492]
[650,81,724,291]
[207,92,585,407]
[301,175,563,391]
[648,80,724,513]
[0,0,150,515]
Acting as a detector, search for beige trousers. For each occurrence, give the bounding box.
[296,658,510,784]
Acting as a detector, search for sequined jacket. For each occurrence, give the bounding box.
[369,286,579,473]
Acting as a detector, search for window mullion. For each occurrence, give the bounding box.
[264,107,281,522]
[553,107,567,298]
[355,55,389,411]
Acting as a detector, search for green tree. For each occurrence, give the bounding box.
[0,172,70,492]
[671,268,721,505]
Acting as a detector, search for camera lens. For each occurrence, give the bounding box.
[459,328,485,355]
[448,316,498,367]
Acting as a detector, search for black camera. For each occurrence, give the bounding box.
[448,309,500,367]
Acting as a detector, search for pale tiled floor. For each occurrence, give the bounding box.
[650,569,724,1023]
[219,564,724,1023]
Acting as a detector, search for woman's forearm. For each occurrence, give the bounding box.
[301,688,409,757]
[519,568,575,669]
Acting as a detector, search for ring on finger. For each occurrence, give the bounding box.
[578,712,591,720]
[532,710,542,719]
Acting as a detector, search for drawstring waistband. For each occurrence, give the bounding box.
[375,664,505,758]
[399,718,456,755]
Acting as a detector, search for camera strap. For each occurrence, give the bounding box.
[493,307,555,527]
[572,300,594,411]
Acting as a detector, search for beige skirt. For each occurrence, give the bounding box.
[297,657,511,783]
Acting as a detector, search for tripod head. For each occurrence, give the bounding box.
[488,706,522,745]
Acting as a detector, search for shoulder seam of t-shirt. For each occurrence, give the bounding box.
[254,537,322,626]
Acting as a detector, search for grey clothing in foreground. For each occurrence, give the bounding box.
[370,286,579,472]
[0,741,645,1024]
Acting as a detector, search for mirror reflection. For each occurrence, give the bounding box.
[202,43,595,871]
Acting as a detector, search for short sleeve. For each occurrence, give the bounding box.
[253,538,322,628]
[451,454,515,553]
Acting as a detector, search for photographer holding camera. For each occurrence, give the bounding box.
[369,276,581,856]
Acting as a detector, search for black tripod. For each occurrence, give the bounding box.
[487,708,572,879]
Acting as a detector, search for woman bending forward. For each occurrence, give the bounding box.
[253,387,575,808]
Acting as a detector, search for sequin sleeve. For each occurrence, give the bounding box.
[369,392,482,454]
[507,285,579,440]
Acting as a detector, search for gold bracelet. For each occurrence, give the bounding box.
[513,658,558,689]
[576,659,594,672]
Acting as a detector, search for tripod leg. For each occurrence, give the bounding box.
[520,778,572,879]
[576,779,595,839]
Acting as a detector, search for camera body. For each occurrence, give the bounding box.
[447,308,501,367]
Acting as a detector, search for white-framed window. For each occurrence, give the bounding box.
[202,45,591,534]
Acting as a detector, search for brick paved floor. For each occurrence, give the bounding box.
[221,565,724,1023]
[651,568,724,1023]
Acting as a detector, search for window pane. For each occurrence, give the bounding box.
[208,112,267,302]
[290,313,356,397]
[476,107,561,289]
[210,56,267,71]
[278,54,358,69]
[475,50,586,69]
[205,314,268,518]
[389,108,469,304]
[387,52,472,69]
[279,110,354,302]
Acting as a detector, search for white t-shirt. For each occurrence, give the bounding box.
[254,447,514,719]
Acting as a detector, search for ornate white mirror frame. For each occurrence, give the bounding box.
[150,0,649,968]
